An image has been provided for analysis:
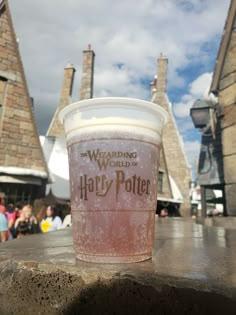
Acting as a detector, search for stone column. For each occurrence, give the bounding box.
[80,45,95,100]
[60,63,76,102]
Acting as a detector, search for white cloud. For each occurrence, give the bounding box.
[190,72,213,97]
[7,0,230,134]
[173,72,213,118]
[178,118,196,135]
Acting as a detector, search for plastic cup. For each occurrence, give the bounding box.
[59,97,168,263]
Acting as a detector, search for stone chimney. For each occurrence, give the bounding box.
[60,63,76,103]
[80,44,95,100]
[46,63,76,137]
[156,53,168,94]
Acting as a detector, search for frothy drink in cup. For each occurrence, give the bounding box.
[59,97,168,263]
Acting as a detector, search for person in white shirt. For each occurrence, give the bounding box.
[40,205,62,233]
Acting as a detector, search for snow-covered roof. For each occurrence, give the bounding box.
[40,136,69,199]
[46,173,70,200]
[0,166,48,179]
[0,175,43,185]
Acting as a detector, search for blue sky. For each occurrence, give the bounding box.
[9,0,231,175]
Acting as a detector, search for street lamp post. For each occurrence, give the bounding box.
[190,99,211,129]
[190,99,212,218]
[190,97,225,218]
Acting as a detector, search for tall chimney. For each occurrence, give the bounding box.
[46,63,76,137]
[60,63,76,102]
[80,44,95,100]
[156,53,168,94]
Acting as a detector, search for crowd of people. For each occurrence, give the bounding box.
[0,193,72,242]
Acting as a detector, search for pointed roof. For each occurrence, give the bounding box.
[151,55,192,214]
[46,63,76,137]
[210,0,236,93]
[0,0,48,179]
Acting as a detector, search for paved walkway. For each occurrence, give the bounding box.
[0,218,236,314]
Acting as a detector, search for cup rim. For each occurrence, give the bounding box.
[59,97,168,125]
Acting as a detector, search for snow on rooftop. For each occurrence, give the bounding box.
[40,136,70,199]
[0,166,48,178]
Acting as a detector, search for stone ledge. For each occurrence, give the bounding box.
[1,219,236,314]
[196,216,236,229]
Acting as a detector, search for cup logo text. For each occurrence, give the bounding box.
[78,149,151,201]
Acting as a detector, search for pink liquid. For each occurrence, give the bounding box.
[68,135,160,263]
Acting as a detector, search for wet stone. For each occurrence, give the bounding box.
[0,218,236,314]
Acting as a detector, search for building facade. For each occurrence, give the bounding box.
[0,0,191,212]
[0,0,48,203]
[43,50,191,216]
[210,0,236,215]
